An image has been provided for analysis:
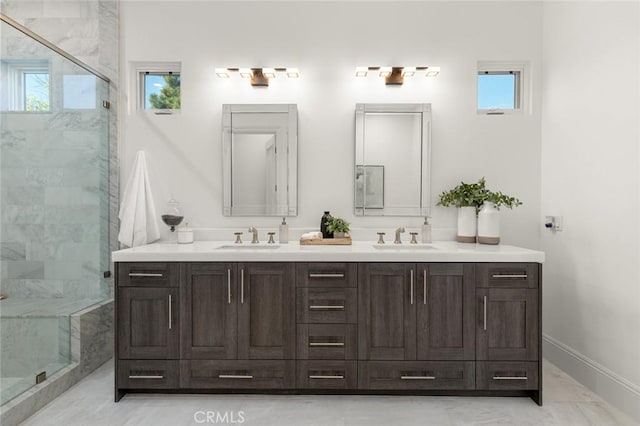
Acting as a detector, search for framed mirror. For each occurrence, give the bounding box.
[354,103,431,216]
[222,104,298,216]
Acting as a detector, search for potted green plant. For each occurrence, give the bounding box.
[325,217,350,239]
[437,178,488,243]
[437,178,522,244]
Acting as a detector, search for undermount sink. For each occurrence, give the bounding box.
[373,244,434,250]
[217,245,282,250]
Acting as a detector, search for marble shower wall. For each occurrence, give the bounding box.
[0,0,119,299]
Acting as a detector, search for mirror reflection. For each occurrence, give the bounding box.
[354,104,431,216]
[222,104,298,216]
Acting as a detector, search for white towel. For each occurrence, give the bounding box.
[118,151,161,248]
[300,231,322,241]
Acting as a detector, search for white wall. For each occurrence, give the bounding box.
[120,1,542,246]
[541,1,640,420]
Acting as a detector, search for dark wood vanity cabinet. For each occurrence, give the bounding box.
[116,261,541,404]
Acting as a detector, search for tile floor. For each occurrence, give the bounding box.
[21,359,638,426]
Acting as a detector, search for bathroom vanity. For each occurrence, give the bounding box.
[113,241,544,405]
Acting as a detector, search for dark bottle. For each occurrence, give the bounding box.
[320,211,333,239]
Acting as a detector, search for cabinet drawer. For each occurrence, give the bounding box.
[117,262,180,287]
[359,361,475,390]
[477,263,539,289]
[118,360,179,389]
[180,360,295,389]
[297,361,357,389]
[297,324,357,360]
[297,288,357,323]
[476,361,539,390]
[297,263,357,288]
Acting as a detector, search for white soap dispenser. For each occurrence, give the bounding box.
[422,217,432,243]
[279,217,289,244]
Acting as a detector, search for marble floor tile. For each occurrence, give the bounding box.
[19,359,639,426]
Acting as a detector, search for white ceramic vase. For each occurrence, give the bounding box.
[477,202,500,245]
[456,206,477,243]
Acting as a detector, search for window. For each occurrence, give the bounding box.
[477,61,528,114]
[131,62,181,113]
[0,59,50,112]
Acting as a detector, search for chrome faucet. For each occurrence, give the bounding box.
[248,227,259,244]
[394,227,405,244]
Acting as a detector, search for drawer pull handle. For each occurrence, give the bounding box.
[309,375,344,380]
[492,274,528,279]
[483,295,487,331]
[168,294,172,330]
[309,342,345,347]
[129,272,163,278]
[240,269,245,304]
[410,269,414,305]
[309,305,344,310]
[309,273,345,278]
[128,375,164,379]
[218,374,253,379]
[400,375,436,380]
[493,376,528,380]
[227,269,231,304]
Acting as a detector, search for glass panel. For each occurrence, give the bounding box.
[143,73,180,109]
[0,19,110,406]
[478,73,516,110]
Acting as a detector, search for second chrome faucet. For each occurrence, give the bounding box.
[248,227,259,243]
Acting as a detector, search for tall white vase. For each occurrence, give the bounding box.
[478,202,500,245]
[456,206,477,243]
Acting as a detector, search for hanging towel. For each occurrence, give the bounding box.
[118,151,161,248]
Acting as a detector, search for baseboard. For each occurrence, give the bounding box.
[543,333,640,422]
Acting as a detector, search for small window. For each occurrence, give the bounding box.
[477,61,528,114]
[142,72,181,110]
[0,60,50,112]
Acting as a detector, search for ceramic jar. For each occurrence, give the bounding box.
[477,202,500,245]
[456,206,477,243]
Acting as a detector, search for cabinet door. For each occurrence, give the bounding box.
[417,264,475,360]
[118,287,179,359]
[477,288,538,361]
[358,263,416,361]
[237,263,295,360]
[181,263,237,359]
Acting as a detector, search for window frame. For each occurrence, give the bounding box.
[477,61,529,115]
[1,59,51,112]
[130,61,181,114]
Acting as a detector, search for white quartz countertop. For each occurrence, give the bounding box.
[112,241,544,263]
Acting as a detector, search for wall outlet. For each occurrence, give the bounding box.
[544,216,563,232]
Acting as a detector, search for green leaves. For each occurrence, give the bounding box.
[325,217,350,233]
[149,75,181,109]
[437,177,522,211]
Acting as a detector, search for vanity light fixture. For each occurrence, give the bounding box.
[215,67,300,86]
[355,66,440,84]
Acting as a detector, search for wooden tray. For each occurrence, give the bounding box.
[299,237,352,245]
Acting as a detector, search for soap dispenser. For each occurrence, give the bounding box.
[279,217,289,244]
[422,217,432,243]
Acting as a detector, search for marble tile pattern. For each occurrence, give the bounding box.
[5,359,636,426]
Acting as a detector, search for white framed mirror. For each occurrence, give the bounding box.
[222,104,298,216]
[354,103,431,216]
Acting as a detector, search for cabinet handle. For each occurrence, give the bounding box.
[128,375,164,379]
[309,375,344,379]
[423,269,427,305]
[483,295,487,331]
[410,269,414,305]
[309,305,344,310]
[129,272,163,278]
[227,269,231,304]
[492,274,527,279]
[168,294,172,330]
[309,273,344,278]
[240,269,244,304]
[493,376,528,380]
[309,342,345,347]
[400,375,436,380]
[218,374,253,379]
